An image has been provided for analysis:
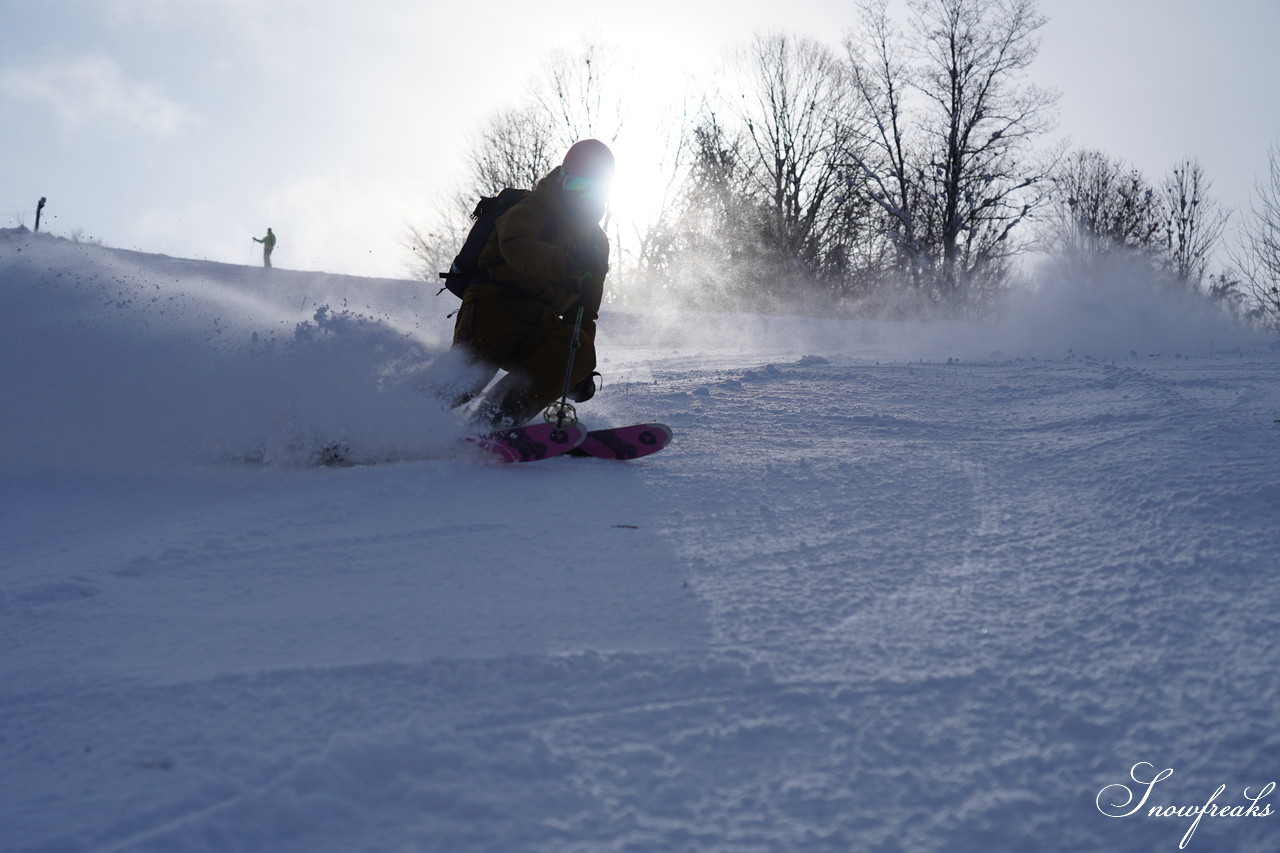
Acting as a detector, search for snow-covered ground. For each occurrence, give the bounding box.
[2,227,1278,852]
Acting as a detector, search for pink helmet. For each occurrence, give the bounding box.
[562,139,615,180]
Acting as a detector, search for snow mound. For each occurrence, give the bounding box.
[0,229,470,470]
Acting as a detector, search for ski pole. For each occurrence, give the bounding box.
[548,301,585,430]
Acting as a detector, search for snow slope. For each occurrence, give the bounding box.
[2,227,1278,852]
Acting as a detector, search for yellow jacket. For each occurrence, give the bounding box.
[469,167,609,329]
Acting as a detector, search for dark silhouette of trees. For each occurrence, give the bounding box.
[845,0,1059,310]
[1160,157,1229,289]
[405,40,621,285]
[1042,149,1229,296]
[1043,149,1162,263]
[1232,145,1280,326]
[406,0,1274,330]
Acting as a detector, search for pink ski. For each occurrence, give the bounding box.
[570,423,673,460]
[470,422,587,463]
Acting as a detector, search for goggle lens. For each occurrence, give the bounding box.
[563,173,605,195]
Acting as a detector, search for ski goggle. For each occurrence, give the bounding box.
[563,172,608,198]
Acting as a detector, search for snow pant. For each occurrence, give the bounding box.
[450,294,596,427]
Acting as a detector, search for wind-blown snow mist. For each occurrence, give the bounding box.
[607,261,1260,371]
[994,253,1255,358]
[0,229,469,471]
[1,228,1265,474]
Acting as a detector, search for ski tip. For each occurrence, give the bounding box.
[572,422,673,460]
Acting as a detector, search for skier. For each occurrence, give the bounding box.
[252,228,276,268]
[450,139,614,428]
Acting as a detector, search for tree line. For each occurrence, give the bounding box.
[407,0,1280,329]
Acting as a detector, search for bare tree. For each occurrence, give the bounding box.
[402,207,470,285]
[405,40,623,285]
[625,102,711,288]
[649,32,882,308]
[642,105,766,307]
[1159,157,1228,289]
[846,0,1059,309]
[845,2,923,286]
[463,40,621,198]
[466,105,559,195]
[734,32,864,287]
[1232,145,1280,326]
[1042,150,1230,298]
[528,38,623,151]
[1043,149,1163,262]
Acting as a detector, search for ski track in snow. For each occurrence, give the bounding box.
[2,229,1279,852]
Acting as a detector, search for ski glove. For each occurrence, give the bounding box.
[565,245,608,282]
[566,371,602,403]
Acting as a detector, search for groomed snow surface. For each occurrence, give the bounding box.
[2,227,1278,852]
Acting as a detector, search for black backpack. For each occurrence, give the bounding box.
[438,188,531,298]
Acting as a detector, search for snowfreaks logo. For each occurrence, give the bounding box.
[1096,762,1275,849]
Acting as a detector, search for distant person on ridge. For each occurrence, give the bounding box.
[449,139,613,428]
[252,227,276,268]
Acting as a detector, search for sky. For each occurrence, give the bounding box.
[1,0,1277,281]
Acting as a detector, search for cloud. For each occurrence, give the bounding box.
[0,54,195,137]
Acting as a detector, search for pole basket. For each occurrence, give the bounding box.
[543,401,578,429]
